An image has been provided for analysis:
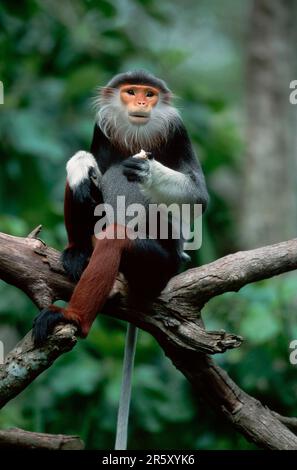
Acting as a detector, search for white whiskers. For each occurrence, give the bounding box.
[92,90,180,153]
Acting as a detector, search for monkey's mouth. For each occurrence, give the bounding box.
[128,112,150,123]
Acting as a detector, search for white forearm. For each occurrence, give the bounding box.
[139,160,196,205]
[66,151,101,189]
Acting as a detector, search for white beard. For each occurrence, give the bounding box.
[94,90,180,153]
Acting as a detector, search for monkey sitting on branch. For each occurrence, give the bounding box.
[32,70,209,449]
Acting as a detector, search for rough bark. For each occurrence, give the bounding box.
[0,427,84,450]
[1,229,297,449]
[0,326,77,409]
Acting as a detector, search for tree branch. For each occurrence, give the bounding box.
[271,411,297,434]
[1,230,297,449]
[0,326,77,409]
[166,238,297,308]
[0,427,84,449]
[167,350,297,450]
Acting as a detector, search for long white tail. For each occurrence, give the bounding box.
[114,324,138,450]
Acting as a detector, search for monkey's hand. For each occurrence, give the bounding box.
[66,151,102,204]
[122,156,152,184]
[62,244,91,282]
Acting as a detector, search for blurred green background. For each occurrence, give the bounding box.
[1,0,297,450]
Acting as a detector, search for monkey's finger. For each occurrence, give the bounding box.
[88,167,101,189]
[122,160,149,170]
[123,169,144,182]
[72,180,91,203]
[123,158,145,167]
[72,180,97,205]
[123,168,139,178]
[127,175,139,182]
[126,174,141,182]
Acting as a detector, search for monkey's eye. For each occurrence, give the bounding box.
[126,89,135,95]
[146,91,154,97]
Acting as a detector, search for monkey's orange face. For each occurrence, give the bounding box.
[119,84,160,125]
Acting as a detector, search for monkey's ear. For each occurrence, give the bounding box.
[100,86,116,98]
[162,92,173,104]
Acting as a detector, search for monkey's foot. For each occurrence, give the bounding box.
[32,306,79,347]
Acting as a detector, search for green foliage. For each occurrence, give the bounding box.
[205,273,297,411]
[0,0,294,451]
